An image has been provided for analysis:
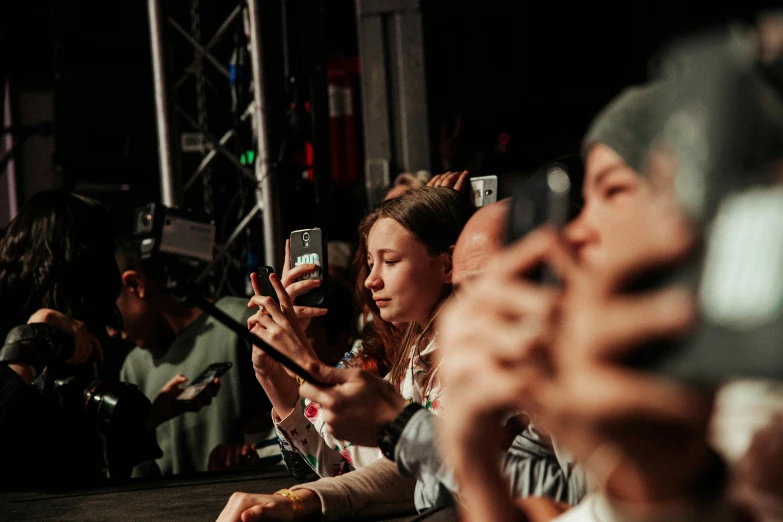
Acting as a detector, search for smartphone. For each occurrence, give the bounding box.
[470,175,498,208]
[505,156,583,283]
[175,362,233,402]
[254,265,280,306]
[289,228,329,307]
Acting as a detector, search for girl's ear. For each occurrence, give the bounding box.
[441,246,455,284]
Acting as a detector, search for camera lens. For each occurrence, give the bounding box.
[302,232,311,242]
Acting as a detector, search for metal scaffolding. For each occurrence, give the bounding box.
[146,0,281,275]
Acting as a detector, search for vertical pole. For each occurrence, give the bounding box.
[148,0,180,206]
[2,80,19,223]
[247,0,281,268]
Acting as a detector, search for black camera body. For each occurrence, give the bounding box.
[132,203,216,294]
[52,375,151,440]
[1,323,155,477]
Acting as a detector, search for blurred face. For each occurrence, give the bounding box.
[115,272,173,352]
[563,144,689,275]
[451,201,508,293]
[365,218,450,326]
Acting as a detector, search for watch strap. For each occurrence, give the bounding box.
[378,402,424,461]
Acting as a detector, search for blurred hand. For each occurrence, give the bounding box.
[147,374,220,429]
[27,308,103,365]
[520,195,714,504]
[299,365,409,446]
[438,229,561,456]
[731,410,783,521]
[436,229,563,522]
[208,442,258,472]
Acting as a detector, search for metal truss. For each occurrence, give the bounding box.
[147,0,280,275]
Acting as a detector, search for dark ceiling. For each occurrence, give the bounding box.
[1,0,776,211]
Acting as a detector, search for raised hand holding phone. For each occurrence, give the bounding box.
[248,271,322,375]
[281,239,329,327]
[288,228,329,308]
[245,269,328,420]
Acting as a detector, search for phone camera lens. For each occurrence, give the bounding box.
[485,189,493,195]
[302,232,311,242]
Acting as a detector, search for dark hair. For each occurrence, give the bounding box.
[0,191,122,337]
[356,186,474,390]
[114,235,166,284]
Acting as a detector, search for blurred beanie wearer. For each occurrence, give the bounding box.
[581,83,668,176]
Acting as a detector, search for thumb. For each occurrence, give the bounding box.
[241,506,264,522]
[162,374,188,393]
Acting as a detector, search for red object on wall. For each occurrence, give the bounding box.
[327,57,361,188]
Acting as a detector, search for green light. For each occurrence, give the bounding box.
[239,150,255,165]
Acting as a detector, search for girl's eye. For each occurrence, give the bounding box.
[368,262,374,270]
[385,260,398,266]
[604,185,629,199]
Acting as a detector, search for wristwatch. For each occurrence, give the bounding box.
[378,402,424,461]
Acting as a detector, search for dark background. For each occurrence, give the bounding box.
[1,0,776,240]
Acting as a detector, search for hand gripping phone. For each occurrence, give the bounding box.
[289,228,329,307]
[505,156,584,284]
[175,362,232,402]
[254,265,280,306]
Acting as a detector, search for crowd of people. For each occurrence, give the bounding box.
[2,10,783,522]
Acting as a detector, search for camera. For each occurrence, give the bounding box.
[1,323,155,476]
[132,203,216,293]
[54,375,151,438]
[302,231,311,243]
[133,203,215,263]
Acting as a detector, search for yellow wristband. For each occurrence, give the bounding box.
[274,488,304,517]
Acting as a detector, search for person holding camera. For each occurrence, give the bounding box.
[0,191,161,488]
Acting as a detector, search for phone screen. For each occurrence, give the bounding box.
[175,362,232,401]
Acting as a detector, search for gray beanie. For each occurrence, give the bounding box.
[581,83,669,176]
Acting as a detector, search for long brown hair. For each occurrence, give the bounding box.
[347,211,402,376]
[361,187,473,391]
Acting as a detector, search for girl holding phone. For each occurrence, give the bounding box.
[246,186,473,477]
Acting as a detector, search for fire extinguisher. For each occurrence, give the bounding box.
[327,57,360,188]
